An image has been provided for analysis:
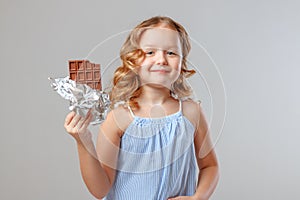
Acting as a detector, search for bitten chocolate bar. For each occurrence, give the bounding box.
[69,60,102,90]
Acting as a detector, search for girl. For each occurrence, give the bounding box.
[64,16,219,200]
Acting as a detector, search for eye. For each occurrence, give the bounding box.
[146,51,154,55]
[144,50,155,56]
[167,51,177,56]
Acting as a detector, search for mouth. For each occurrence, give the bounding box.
[149,65,171,73]
[150,69,170,73]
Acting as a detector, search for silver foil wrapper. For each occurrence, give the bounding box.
[48,76,110,125]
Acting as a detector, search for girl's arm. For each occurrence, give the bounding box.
[76,137,112,199]
[64,110,122,199]
[193,103,220,200]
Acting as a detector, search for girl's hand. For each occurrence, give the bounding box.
[64,109,93,143]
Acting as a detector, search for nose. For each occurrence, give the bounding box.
[155,50,168,66]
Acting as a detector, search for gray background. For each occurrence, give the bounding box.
[1,0,299,199]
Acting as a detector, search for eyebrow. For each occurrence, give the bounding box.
[142,45,180,50]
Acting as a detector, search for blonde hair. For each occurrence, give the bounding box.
[110,16,195,109]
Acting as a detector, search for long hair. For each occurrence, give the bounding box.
[110,16,195,109]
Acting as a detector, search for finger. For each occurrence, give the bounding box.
[76,117,86,130]
[77,110,93,129]
[84,109,93,123]
[69,114,82,127]
[87,108,92,115]
[81,111,93,129]
[64,111,76,127]
[77,110,91,128]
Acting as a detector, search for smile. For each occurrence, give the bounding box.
[150,70,170,73]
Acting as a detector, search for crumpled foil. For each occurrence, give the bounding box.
[48,76,110,125]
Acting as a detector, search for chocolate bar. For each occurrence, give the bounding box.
[69,60,102,90]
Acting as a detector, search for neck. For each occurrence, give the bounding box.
[138,85,172,105]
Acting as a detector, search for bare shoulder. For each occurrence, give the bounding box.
[101,104,134,137]
[182,99,201,111]
[181,99,202,128]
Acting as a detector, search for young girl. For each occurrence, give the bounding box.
[64,16,219,200]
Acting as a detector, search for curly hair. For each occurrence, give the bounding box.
[109,16,195,109]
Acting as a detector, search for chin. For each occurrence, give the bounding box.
[142,82,171,90]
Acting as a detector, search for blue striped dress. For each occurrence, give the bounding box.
[103,100,198,200]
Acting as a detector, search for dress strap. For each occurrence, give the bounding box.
[127,104,135,118]
[179,99,182,112]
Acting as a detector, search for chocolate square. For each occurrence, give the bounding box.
[68,60,102,90]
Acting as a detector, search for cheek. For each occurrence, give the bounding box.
[139,57,153,67]
[173,58,182,71]
[137,65,149,77]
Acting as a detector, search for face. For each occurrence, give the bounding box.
[137,26,182,90]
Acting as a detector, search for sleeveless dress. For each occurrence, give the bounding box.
[103,100,198,200]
